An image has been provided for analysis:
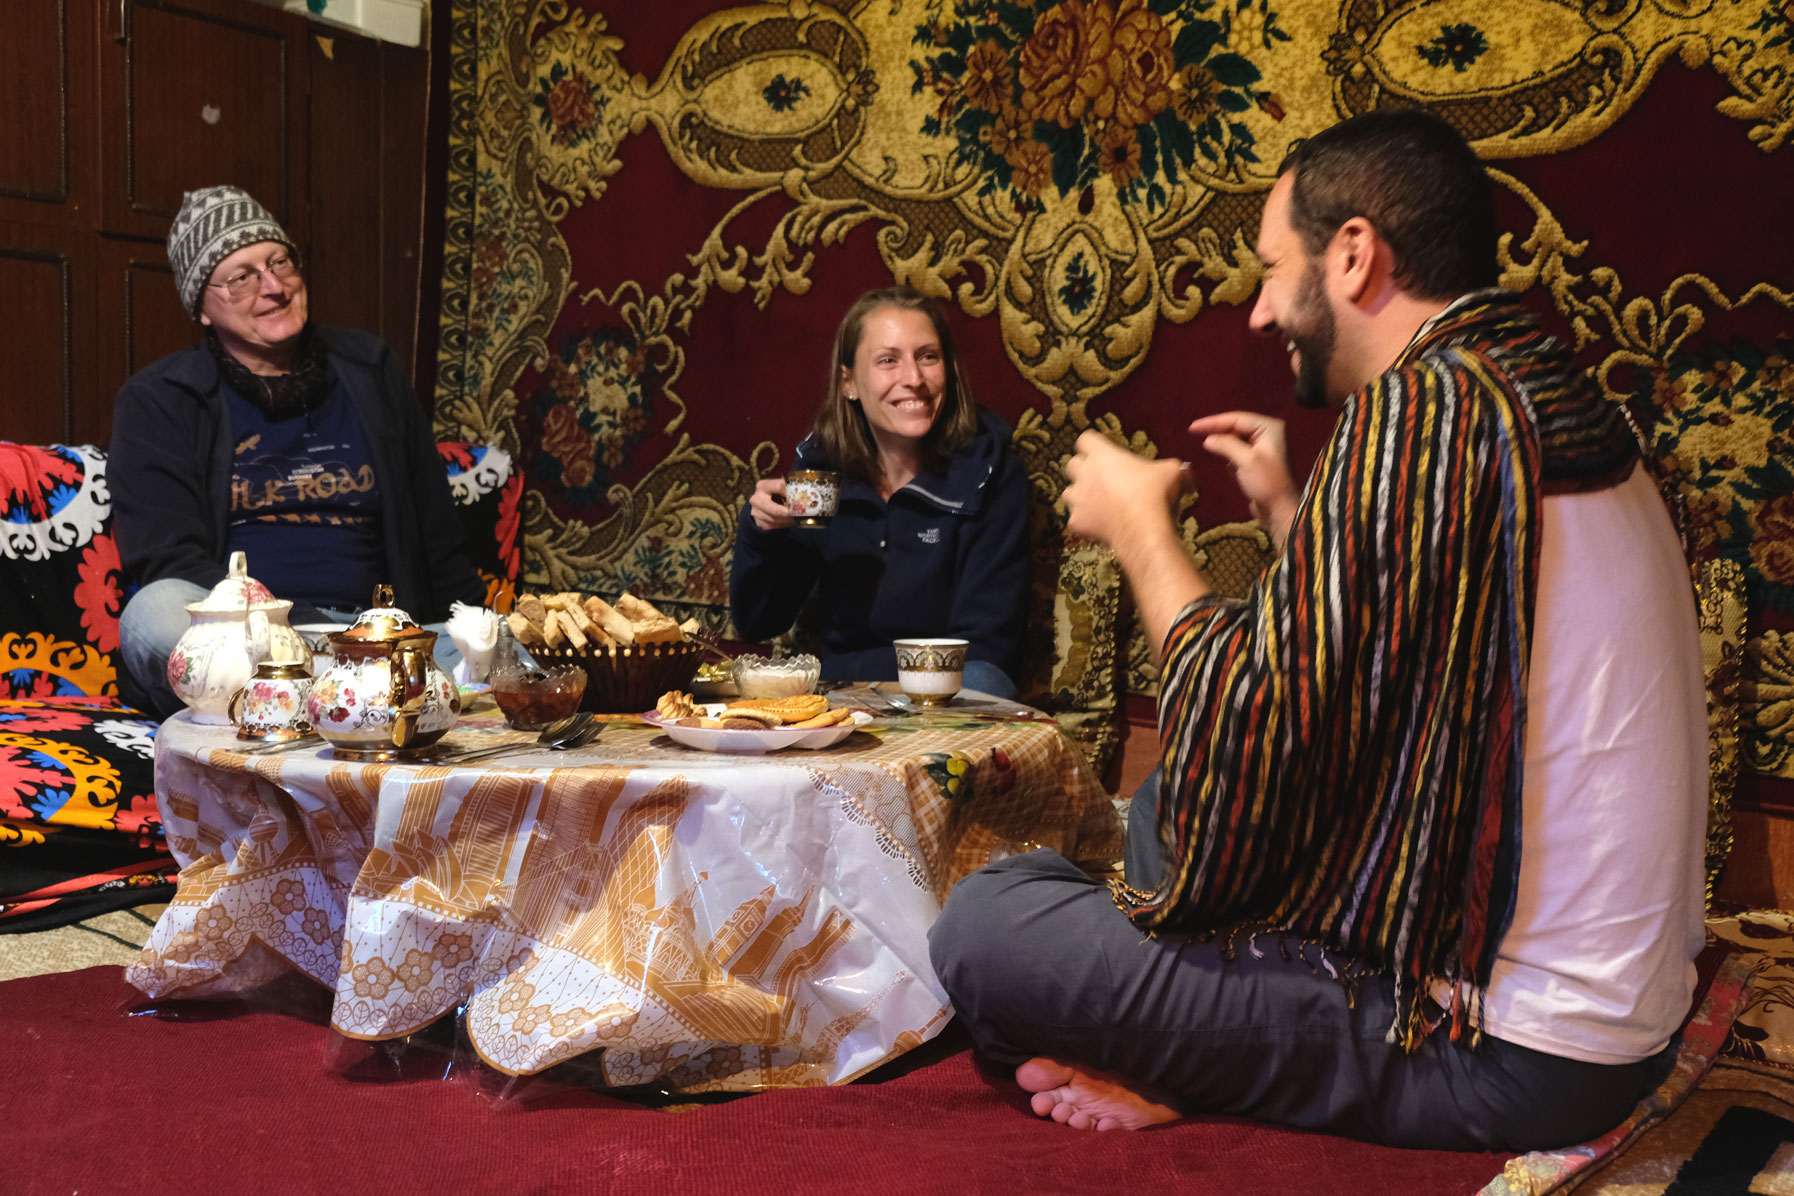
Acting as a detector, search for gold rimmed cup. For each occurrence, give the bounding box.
[893,637,967,707]
[785,470,839,528]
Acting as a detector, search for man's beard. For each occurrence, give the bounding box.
[1289,260,1336,410]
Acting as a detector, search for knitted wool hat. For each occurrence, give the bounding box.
[166,185,295,315]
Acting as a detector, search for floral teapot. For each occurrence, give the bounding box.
[167,551,310,724]
[308,585,460,760]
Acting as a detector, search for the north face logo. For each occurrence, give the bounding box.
[918,527,941,544]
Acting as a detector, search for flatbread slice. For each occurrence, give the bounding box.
[631,615,684,645]
[614,593,684,644]
[556,608,589,651]
[562,600,611,647]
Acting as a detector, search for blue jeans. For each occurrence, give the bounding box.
[926,772,1671,1151]
[117,579,462,719]
[961,660,1017,701]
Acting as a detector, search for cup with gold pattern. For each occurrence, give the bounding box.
[228,660,314,742]
[785,470,839,527]
[893,638,967,707]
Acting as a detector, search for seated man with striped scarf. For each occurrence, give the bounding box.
[927,110,1707,1151]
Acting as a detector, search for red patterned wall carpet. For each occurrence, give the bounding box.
[429,0,1793,799]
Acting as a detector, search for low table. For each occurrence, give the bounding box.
[127,691,1121,1092]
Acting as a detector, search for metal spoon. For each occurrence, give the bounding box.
[236,731,322,756]
[437,712,599,764]
[857,689,923,717]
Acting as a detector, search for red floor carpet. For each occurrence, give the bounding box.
[1,967,1511,1195]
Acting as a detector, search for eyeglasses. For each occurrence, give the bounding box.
[207,253,301,302]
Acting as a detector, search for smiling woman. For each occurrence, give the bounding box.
[728,286,1031,699]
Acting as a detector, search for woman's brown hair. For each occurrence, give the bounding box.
[810,286,979,487]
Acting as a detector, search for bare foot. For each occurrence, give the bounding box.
[1014,1057,1182,1131]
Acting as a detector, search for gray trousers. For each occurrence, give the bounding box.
[927,775,1672,1151]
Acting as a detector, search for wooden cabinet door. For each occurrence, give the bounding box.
[0,2,75,211]
[0,223,88,445]
[99,0,309,246]
[0,1,95,445]
[93,236,198,426]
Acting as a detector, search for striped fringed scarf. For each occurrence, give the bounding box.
[1115,290,1639,1047]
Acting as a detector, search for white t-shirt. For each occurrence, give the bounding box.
[1456,465,1709,1065]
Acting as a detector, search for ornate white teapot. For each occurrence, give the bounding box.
[308,585,460,760]
[167,551,310,724]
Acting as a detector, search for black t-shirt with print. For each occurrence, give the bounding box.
[224,379,385,610]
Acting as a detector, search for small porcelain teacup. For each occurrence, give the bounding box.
[785,470,839,527]
[229,660,315,742]
[894,638,968,707]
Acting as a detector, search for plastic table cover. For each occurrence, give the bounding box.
[127,697,1121,1092]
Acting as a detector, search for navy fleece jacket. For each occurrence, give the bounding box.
[729,406,1030,681]
[109,325,484,621]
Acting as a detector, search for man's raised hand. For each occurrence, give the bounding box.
[1062,432,1209,659]
[1188,411,1299,549]
[1062,430,1186,551]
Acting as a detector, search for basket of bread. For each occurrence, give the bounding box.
[506,591,703,713]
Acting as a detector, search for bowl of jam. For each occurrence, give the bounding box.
[492,665,588,730]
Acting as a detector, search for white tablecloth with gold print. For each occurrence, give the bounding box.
[127,701,1120,1092]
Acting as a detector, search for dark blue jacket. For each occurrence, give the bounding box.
[109,325,484,620]
[729,406,1030,681]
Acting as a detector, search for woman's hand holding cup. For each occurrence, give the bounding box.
[748,477,796,532]
[750,471,839,531]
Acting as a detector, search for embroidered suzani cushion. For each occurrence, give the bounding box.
[0,443,175,930]
[438,441,521,614]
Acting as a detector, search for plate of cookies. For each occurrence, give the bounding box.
[644,691,870,754]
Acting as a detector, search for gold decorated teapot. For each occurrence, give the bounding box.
[306,586,460,760]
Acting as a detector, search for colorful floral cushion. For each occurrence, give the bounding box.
[0,698,171,931]
[0,443,124,698]
[439,441,522,614]
[0,443,161,930]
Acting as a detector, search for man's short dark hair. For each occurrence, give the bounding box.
[1278,109,1497,300]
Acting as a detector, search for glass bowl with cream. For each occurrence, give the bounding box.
[731,653,821,700]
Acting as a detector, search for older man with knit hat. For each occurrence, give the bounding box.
[112,185,484,717]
